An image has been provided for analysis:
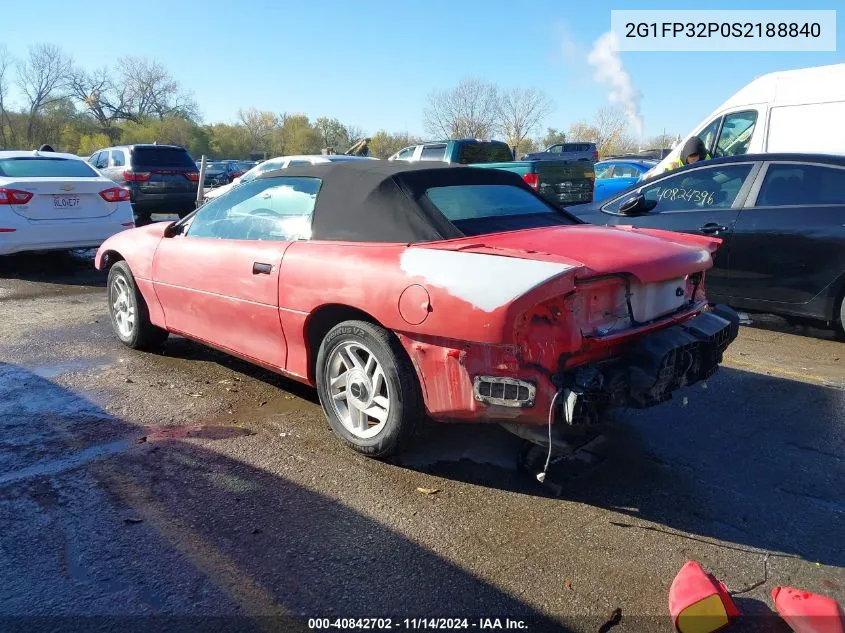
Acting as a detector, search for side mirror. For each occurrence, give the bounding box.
[618,193,656,216]
[163,221,184,238]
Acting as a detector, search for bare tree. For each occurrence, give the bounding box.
[17,44,71,144]
[647,133,678,149]
[117,57,198,121]
[423,78,500,139]
[499,87,553,154]
[238,108,278,155]
[568,107,635,157]
[68,66,134,141]
[0,44,14,147]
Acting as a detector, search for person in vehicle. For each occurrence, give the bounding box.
[665,136,710,173]
[38,144,55,152]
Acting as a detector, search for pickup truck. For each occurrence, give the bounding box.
[388,139,595,206]
[522,142,599,163]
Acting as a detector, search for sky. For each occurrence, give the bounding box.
[4,0,844,142]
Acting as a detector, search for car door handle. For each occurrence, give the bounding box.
[252,262,273,275]
[699,223,728,234]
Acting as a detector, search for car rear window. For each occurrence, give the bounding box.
[131,147,196,168]
[456,143,514,164]
[0,157,99,178]
[425,184,577,236]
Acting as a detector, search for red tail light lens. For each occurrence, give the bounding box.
[99,187,131,202]
[184,171,199,182]
[594,149,599,161]
[523,173,539,190]
[0,188,34,205]
[123,170,150,182]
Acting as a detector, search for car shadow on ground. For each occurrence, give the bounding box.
[0,362,570,631]
[154,335,845,571]
[0,249,104,288]
[395,366,845,571]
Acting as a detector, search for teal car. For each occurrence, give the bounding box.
[594,159,657,202]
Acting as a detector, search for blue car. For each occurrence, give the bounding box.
[593,159,657,202]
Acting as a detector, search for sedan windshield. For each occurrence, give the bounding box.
[425,184,578,236]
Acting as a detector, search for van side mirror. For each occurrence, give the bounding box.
[618,193,657,216]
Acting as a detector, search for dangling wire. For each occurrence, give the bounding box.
[537,390,562,483]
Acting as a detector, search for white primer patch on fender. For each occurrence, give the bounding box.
[400,248,575,313]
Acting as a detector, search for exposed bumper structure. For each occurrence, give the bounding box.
[554,305,739,425]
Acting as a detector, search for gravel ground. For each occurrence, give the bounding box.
[0,249,843,633]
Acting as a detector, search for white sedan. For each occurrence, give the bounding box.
[0,150,135,256]
[202,154,378,202]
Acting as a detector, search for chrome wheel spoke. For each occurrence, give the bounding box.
[326,339,391,439]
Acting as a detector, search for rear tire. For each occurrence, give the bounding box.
[315,320,422,458]
[107,261,169,351]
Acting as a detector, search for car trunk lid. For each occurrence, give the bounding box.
[533,161,595,206]
[130,147,197,194]
[422,224,717,284]
[4,177,119,220]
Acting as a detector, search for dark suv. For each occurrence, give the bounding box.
[88,144,199,225]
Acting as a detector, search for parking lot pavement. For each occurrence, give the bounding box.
[1,250,843,631]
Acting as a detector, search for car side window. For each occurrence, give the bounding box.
[612,165,639,178]
[594,164,611,179]
[605,164,753,213]
[186,177,321,241]
[95,152,109,169]
[420,144,447,161]
[111,150,125,167]
[88,152,101,166]
[395,146,416,161]
[287,160,311,167]
[756,164,845,206]
[548,145,563,153]
[714,111,757,157]
[697,117,723,157]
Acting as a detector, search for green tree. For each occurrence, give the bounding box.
[538,127,567,148]
[207,123,252,159]
[368,130,420,159]
[274,113,321,156]
[77,132,112,156]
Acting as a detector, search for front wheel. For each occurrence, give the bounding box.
[315,320,422,458]
[107,261,169,351]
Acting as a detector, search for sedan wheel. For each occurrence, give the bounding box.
[316,320,422,457]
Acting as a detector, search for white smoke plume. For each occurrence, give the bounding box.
[587,31,643,140]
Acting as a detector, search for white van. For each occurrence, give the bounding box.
[645,63,845,178]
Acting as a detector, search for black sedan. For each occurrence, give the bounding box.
[203,161,238,188]
[570,153,845,333]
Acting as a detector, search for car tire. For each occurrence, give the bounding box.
[316,320,422,458]
[107,261,169,351]
[134,212,152,227]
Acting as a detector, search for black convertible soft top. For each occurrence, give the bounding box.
[255,160,553,243]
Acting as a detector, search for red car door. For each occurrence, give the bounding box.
[151,176,321,369]
[153,237,289,368]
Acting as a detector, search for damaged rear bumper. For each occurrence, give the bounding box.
[552,304,740,425]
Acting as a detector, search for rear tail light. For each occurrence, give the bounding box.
[100,187,131,202]
[185,172,199,182]
[123,170,150,182]
[522,173,539,190]
[0,188,34,205]
[594,149,599,161]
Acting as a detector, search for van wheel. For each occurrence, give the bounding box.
[107,261,169,351]
[315,320,422,458]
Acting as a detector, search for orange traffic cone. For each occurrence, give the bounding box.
[772,586,845,633]
[669,561,740,633]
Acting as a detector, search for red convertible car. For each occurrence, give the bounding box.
[95,161,739,457]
